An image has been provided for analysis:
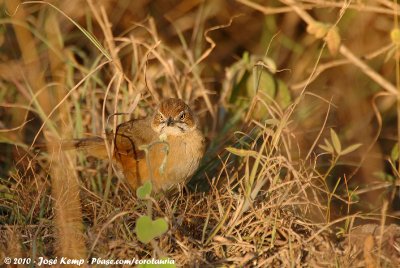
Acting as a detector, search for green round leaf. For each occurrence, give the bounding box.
[246,67,276,98]
[135,215,168,244]
[136,181,152,199]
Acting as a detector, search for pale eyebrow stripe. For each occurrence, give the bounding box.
[158,110,167,119]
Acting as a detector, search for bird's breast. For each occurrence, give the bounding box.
[161,130,205,188]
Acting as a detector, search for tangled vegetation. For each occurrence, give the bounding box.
[1,0,399,267]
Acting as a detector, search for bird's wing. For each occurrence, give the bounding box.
[110,117,159,188]
[111,117,157,160]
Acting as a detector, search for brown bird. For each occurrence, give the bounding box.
[52,98,205,192]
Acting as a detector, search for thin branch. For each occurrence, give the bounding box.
[280,0,398,96]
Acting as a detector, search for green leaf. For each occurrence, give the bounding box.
[330,129,341,154]
[349,191,360,202]
[320,138,334,153]
[391,143,399,162]
[341,143,362,156]
[135,216,168,244]
[226,147,258,157]
[374,171,395,182]
[318,144,333,154]
[276,79,292,109]
[242,51,250,63]
[136,181,152,199]
[246,65,276,98]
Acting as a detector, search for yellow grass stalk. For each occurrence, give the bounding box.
[44,10,87,259]
[4,0,48,142]
[49,148,86,258]
[6,0,87,259]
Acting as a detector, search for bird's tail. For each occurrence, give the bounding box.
[35,137,110,159]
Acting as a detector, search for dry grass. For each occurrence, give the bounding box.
[1,0,400,267]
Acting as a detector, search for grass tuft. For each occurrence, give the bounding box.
[1,0,400,266]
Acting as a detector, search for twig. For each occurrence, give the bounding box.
[339,45,397,95]
[280,0,398,96]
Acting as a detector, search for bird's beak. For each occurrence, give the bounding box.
[166,117,174,126]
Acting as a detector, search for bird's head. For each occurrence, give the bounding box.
[151,98,197,136]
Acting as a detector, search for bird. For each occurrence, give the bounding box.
[50,98,205,192]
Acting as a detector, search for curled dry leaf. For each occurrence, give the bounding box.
[324,26,341,56]
[307,21,329,39]
[307,21,340,56]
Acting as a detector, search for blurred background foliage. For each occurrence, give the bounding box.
[1,0,398,209]
[0,0,399,264]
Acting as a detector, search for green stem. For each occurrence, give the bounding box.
[323,154,340,222]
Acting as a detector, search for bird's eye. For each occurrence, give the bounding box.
[157,113,164,122]
[180,112,186,121]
